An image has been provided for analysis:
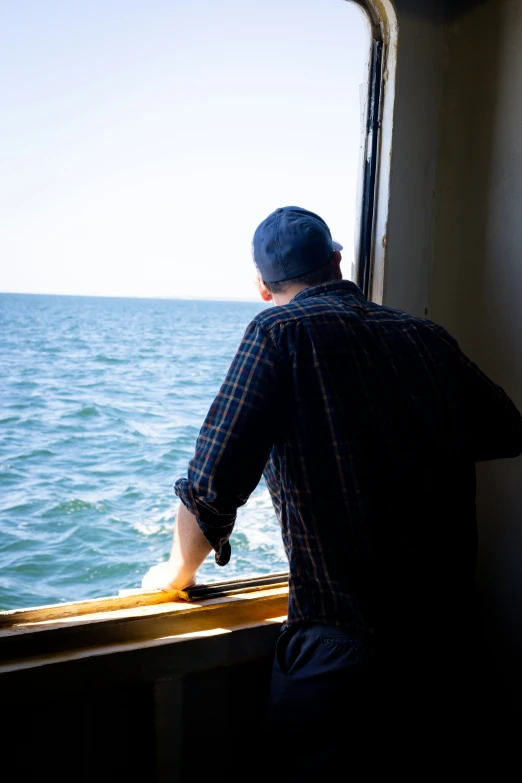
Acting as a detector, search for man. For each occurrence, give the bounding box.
[142,206,522,777]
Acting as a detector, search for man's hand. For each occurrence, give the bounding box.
[140,502,212,592]
[141,560,196,592]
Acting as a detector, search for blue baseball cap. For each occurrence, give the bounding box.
[252,206,343,283]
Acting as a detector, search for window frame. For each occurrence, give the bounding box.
[1,0,397,618]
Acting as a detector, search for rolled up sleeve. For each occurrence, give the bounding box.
[174,319,282,566]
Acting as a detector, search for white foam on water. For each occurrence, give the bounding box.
[132,505,176,537]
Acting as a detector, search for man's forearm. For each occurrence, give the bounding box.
[141,502,212,592]
[167,501,213,588]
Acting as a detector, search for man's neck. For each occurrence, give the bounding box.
[271,282,310,306]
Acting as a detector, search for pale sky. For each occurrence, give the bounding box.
[0,0,369,301]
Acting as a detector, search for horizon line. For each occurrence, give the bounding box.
[0,290,261,304]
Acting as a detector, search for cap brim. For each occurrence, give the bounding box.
[332,240,343,251]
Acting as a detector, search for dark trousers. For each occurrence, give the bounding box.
[264,618,506,781]
[267,622,377,779]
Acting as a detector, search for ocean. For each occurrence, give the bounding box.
[0,292,287,612]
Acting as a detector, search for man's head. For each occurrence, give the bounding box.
[251,206,343,301]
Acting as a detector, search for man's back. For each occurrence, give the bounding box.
[253,278,521,775]
[247,279,522,628]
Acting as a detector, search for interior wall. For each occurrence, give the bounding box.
[378,0,445,316]
[382,0,522,708]
[428,0,522,703]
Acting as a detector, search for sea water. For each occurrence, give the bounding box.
[0,293,287,611]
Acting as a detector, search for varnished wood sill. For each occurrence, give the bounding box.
[0,573,289,672]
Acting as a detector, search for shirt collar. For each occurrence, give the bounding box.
[291,279,366,303]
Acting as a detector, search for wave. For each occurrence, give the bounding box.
[95,354,127,364]
[131,506,176,537]
[12,380,39,388]
[42,499,106,517]
[0,502,36,516]
[14,448,56,460]
[64,405,100,418]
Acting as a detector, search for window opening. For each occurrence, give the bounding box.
[0,0,380,611]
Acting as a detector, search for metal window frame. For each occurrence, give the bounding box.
[353,1,385,298]
[356,38,384,297]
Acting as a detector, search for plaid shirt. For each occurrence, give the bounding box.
[175,280,522,628]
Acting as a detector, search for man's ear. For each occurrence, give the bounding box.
[254,275,273,302]
[330,250,343,280]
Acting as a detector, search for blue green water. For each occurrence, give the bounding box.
[0,293,287,611]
